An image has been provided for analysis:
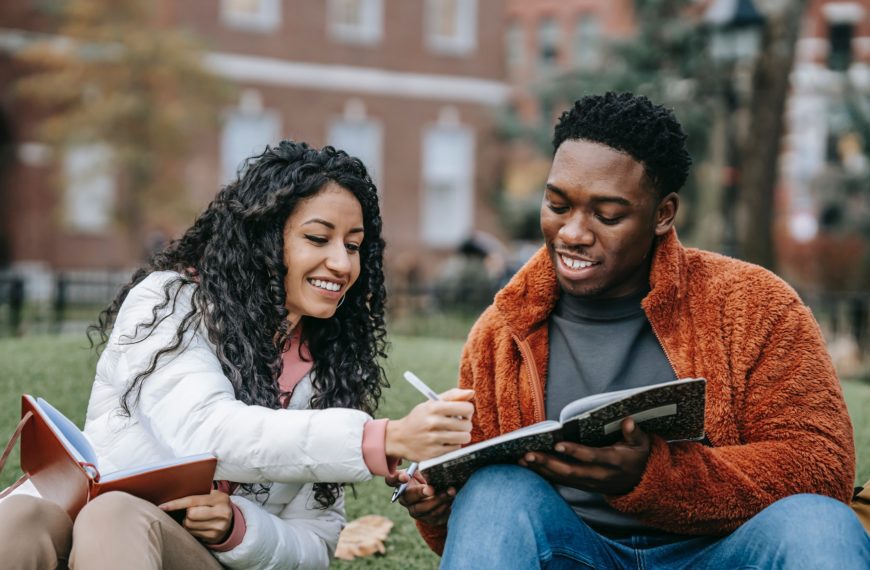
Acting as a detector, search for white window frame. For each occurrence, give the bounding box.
[425,0,477,56]
[63,144,115,234]
[573,13,603,69]
[328,0,383,45]
[420,122,475,247]
[537,17,560,74]
[220,0,281,33]
[328,115,384,190]
[505,20,525,73]
[220,108,281,184]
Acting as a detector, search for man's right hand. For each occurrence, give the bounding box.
[385,469,455,527]
[385,388,474,462]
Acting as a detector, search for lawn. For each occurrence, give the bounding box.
[0,334,868,569]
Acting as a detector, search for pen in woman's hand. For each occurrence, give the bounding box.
[390,371,440,503]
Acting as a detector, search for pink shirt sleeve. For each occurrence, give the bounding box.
[205,502,247,552]
[362,419,400,477]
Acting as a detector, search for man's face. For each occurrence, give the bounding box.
[541,139,678,299]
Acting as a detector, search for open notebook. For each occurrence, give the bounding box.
[18,394,217,519]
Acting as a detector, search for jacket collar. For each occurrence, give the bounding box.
[493,228,685,339]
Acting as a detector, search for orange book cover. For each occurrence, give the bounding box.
[19,395,217,520]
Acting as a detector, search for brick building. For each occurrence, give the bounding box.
[0,0,509,294]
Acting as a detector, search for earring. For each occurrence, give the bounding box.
[336,295,346,309]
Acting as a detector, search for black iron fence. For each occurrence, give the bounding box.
[0,271,130,336]
[1,272,868,366]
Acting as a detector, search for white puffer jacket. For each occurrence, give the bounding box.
[78,271,376,568]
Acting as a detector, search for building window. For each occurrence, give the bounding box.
[220,0,281,33]
[537,17,560,75]
[505,20,525,73]
[221,110,281,183]
[328,111,383,189]
[828,23,854,71]
[64,144,114,233]
[425,0,477,55]
[421,123,475,247]
[328,0,383,44]
[573,14,602,69]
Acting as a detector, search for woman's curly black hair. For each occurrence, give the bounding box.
[553,92,692,198]
[89,141,388,508]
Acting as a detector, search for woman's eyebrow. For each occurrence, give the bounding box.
[303,219,364,233]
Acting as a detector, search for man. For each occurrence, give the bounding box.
[389,92,869,568]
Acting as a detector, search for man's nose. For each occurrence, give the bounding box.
[558,213,595,246]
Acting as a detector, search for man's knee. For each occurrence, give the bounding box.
[455,465,548,510]
[754,494,868,556]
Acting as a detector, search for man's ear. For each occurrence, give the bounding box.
[654,192,679,237]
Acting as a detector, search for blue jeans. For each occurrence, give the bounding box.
[441,465,870,569]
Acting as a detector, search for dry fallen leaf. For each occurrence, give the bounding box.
[335,514,395,561]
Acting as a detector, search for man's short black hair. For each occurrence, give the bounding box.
[552,92,692,197]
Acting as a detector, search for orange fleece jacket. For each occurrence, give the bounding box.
[417,229,855,554]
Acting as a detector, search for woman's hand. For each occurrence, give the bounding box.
[159,489,234,544]
[385,388,474,462]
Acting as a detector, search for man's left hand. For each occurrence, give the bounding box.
[518,418,651,495]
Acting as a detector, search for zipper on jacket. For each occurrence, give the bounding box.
[512,334,546,423]
[649,317,679,379]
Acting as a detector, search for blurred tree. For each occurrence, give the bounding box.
[497,0,718,244]
[14,0,232,258]
[737,0,807,270]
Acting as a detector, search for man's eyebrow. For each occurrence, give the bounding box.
[589,196,632,207]
[545,184,633,207]
[302,219,364,233]
[545,184,567,197]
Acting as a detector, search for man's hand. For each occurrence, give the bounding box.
[159,489,234,544]
[519,418,651,495]
[385,469,455,527]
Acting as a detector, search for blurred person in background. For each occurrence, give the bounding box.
[390,92,869,568]
[0,141,474,569]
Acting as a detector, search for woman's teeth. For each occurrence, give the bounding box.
[310,279,341,292]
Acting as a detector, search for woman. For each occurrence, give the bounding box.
[0,141,474,569]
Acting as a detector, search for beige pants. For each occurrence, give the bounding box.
[0,492,223,570]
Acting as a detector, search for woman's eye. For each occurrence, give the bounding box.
[305,234,328,244]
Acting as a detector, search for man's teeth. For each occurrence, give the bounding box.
[310,279,341,292]
[560,255,595,270]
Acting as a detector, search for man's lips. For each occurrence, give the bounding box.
[556,251,600,272]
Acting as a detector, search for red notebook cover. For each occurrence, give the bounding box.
[19,395,217,520]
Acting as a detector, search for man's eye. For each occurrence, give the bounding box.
[596,214,623,225]
[547,203,568,214]
[305,234,328,244]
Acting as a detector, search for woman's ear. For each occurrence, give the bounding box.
[654,192,679,237]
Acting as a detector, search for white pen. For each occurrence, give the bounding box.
[390,371,440,503]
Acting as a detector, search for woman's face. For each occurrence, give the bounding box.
[282,182,364,325]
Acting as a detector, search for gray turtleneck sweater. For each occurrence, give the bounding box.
[546,288,677,533]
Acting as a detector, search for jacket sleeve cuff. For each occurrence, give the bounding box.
[206,503,247,552]
[362,419,400,476]
[607,434,668,511]
[416,519,448,555]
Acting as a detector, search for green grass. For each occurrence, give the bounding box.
[1,334,868,569]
